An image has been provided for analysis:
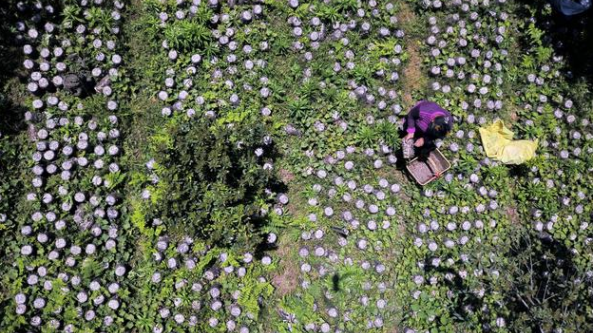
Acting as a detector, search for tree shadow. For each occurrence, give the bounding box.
[253,226,279,260]
[501,230,593,332]
[424,227,593,332]
[516,0,593,87]
[0,1,27,136]
[331,273,341,292]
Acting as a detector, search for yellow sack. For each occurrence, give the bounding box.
[479,120,538,165]
[498,140,539,164]
[479,120,514,157]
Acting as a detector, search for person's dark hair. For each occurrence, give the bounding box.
[427,115,451,139]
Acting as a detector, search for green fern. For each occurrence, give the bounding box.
[356,125,376,147]
[104,171,125,190]
[239,280,274,319]
[131,198,149,236]
[164,19,212,51]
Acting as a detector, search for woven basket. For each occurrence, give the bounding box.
[402,139,415,159]
[406,149,451,186]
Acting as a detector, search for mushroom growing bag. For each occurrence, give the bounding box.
[479,120,538,165]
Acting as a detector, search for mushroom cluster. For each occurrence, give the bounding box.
[12,0,128,330]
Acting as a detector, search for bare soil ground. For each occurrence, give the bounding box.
[373,167,413,203]
[398,3,426,110]
[507,205,520,224]
[279,168,295,183]
[271,241,300,297]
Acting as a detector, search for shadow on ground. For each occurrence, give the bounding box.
[424,227,593,332]
[0,1,27,136]
[517,0,593,89]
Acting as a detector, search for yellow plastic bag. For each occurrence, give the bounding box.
[479,120,538,165]
[479,120,514,157]
[499,140,539,165]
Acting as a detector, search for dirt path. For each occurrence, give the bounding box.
[402,42,423,108]
[271,240,300,297]
[399,3,426,110]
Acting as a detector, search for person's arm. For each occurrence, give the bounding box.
[406,105,421,135]
[417,138,436,160]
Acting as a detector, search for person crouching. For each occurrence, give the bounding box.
[403,100,452,159]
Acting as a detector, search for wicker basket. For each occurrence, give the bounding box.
[402,138,415,159]
[406,149,451,186]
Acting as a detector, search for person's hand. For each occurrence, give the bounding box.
[414,138,424,147]
[405,133,414,140]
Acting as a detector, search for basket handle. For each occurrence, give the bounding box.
[426,154,441,178]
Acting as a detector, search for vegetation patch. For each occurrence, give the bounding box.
[1,0,593,332]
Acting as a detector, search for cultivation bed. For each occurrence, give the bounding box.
[406,149,450,186]
[2,0,592,332]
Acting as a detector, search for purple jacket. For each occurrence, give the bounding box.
[406,101,452,135]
